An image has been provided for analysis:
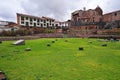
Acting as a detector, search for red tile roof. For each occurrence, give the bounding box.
[104,10,120,15]
[17,13,45,20]
[42,16,55,20]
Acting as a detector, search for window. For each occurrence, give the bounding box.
[93,17,95,22]
[30,18,32,21]
[26,17,28,20]
[52,20,54,22]
[30,18,32,25]
[34,23,36,27]
[56,24,58,27]
[30,22,32,25]
[37,19,40,22]
[21,16,24,20]
[114,13,117,16]
[37,22,40,25]
[50,22,51,25]
[52,24,54,27]
[34,18,36,21]
[26,22,29,26]
[44,24,46,26]
[44,20,46,23]
[47,23,49,27]
[41,24,43,27]
[21,21,24,24]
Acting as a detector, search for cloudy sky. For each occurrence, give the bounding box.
[0,0,119,22]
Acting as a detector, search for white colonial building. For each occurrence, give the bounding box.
[17,13,55,28]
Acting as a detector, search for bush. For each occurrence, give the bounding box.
[33,28,45,34]
[44,28,56,33]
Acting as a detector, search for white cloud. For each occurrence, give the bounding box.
[0,0,119,22]
[0,0,25,22]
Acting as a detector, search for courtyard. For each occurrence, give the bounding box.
[0,38,120,80]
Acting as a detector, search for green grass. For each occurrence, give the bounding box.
[0,38,120,80]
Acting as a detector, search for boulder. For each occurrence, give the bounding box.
[47,43,51,47]
[102,44,107,47]
[52,41,55,43]
[79,47,84,51]
[25,48,31,51]
[13,39,25,45]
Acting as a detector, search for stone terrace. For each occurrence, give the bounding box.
[0,33,63,41]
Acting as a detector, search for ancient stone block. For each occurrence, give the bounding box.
[79,47,84,50]
[25,48,31,51]
[13,39,25,45]
[47,43,51,47]
[102,44,107,46]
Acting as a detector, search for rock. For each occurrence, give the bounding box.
[79,47,84,51]
[102,44,107,47]
[25,48,31,51]
[47,43,51,47]
[52,41,55,43]
[13,39,25,45]
[0,71,7,80]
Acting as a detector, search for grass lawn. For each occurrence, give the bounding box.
[0,38,120,80]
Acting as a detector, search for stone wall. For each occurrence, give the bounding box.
[69,25,98,35]
[103,10,120,22]
[0,33,63,41]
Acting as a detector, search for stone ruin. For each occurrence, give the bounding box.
[79,47,84,51]
[102,44,107,47]
[13,39,25,45]
[52,41,55,43]
[25,48,31,51]
[47,43,51,47]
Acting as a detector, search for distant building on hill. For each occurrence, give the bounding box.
[71,6,103,26]
[103,10,120,22]
[70,6,120,35]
